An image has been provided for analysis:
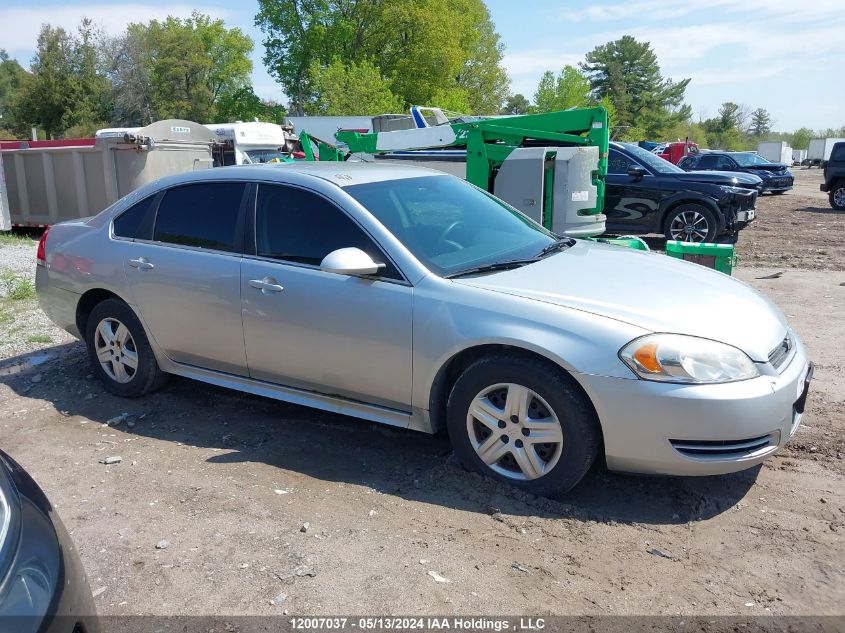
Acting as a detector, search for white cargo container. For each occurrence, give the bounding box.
[757,141,792,164]
[3,120,215,228]
[792,149,807,165]
[806,138,845,166]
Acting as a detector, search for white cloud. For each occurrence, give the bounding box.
[1,4,230,62]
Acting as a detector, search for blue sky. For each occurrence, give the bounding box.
[2,0,843,131]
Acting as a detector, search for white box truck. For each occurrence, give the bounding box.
[792,149,807,165]
[206,122,298,165]
[806,138,845,167]
[757,141,792,164]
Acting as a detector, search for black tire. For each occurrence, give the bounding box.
[772,190,787,195]
[446,353,601,496]
[830,182,845,211]
[662,204,718,243]
[85,298,168,397]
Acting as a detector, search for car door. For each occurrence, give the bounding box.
[695,154,719,171]
[121,181,250,376]
[240,183,413,411]
[715,155,737,172]
[603,148,664,232]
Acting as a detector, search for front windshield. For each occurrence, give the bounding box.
[731,152,770,166]
[244,149,288,164]
[619,143,685,174]
[345,175,556,277]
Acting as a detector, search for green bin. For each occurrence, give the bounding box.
[589,236,651,251]
[665,240,737,275]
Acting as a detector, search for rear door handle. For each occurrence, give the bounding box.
[248,277,284,294]
[128,257,154,271]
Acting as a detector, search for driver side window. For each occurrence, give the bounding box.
[607,149,640,175]
[255,184,401,280]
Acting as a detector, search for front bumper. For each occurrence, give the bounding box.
[762,177,794,192]
[580,337,811,476]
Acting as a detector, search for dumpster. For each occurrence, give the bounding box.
[665,240,737,275]
[1,120,216,228]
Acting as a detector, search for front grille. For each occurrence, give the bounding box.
[670,433,777,459]
[768,335,793,371]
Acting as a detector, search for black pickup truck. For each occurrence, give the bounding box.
[820,141,845,210]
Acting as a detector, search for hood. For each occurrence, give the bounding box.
[745,163,788,174]
[455,241,787,362]
[671,170,762,187]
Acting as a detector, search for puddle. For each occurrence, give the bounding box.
[0,351,57,376]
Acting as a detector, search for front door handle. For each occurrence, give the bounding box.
[248,277,285,294]
[128,257,154,271]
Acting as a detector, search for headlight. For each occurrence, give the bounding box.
[720,185,751,195]
[620,334,760,383]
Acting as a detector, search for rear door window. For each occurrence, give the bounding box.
[697,155,718,169]
[153,182,246,252]
[113,195,157,239]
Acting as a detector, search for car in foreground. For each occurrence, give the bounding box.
[605,142,760,242]
[36,163,812,494]
[819,141,845,210]
[678,151,794,194]
[0,449,97,632]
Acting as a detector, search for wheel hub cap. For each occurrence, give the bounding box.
[466,383,564,481]
[671,211,709,243]
[94,317,138,384]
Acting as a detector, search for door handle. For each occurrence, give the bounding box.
[128,257,154,271]
[248,277,284,294]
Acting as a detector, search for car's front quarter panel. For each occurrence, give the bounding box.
[411,275,650,420]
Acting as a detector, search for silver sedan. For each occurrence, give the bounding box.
[35,163,812,494]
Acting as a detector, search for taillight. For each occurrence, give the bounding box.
[36,228,49,265]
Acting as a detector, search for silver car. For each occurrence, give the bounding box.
[35,163,813,494]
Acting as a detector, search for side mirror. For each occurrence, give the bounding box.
[627,166,647,181]
[320,247,384,276]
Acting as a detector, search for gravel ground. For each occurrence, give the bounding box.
[0,170,843,617]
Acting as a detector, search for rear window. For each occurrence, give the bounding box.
[831,145,845,162]
[153,183,246,252]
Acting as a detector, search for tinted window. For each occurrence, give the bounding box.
[716,156,735,170]
[153,183,245,252]
[256,185,401,279]
[678,156,696,170]
[113,195,156,239]
[618,143,684,174]
[697,155,718,170]
[608,149,637,175]
[831,145,845,162]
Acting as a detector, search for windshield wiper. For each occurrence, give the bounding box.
[444,259,540,279]
[536,238,575,258]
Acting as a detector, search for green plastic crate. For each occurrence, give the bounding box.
[665,240,737,275]
[590,236,651,251]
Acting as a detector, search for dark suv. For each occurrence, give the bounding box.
[820,141,845,210]
[604,142,760,242]
[678,151,794,194]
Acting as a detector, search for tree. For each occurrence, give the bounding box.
[790,127,813,150]
[104,26,155,125]
[502,94,531,115]
[533,65,591,113]
[0,50,28,135]
[216,86,287,123]
[749,108,772,138]
[581,35,690,138]
[304,58,403,116]
[255,0,509,115]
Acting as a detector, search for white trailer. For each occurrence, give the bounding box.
[791,149,807,165]
[806,138,845,167]
[757,141,792,164]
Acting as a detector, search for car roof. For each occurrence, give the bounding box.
[149,161,448,191]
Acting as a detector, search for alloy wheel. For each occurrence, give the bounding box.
[466,383,564,481]
[669,210,710,243]
[94,317,139,384]
[834,187,845,208]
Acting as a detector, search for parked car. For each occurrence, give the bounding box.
[604,142,760,242]
[678,151,794,194]
[36,163,812,494]
[820,141,845,210]
[0,449,97,633]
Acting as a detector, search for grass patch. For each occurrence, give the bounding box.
[26,334,53,344]
[0,269,36,301]
[0,232,37,247]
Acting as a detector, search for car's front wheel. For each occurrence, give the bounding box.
[446,354,600,496]
[663,204,718,243]
[85,298,168,397]
[830,182,845,210]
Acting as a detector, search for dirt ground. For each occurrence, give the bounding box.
[0,168,843,616]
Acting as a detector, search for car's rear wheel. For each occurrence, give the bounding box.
[85,298,168,397]
[663,204,718,243]
[446,354,600,496]
[830,182,845,210]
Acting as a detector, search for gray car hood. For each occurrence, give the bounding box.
[455,241,787,362]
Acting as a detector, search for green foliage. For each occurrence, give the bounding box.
[0,269,35,301]
[216,87,287,124]
[0,50,28,133]
[581,35,691,139]
[305,58,404,116]
[789,127,813,150]
[502,94,531,115]
[255,0,509,115]
[26,334,53,344]
[749,107,772,138]
[533,66,591,113]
